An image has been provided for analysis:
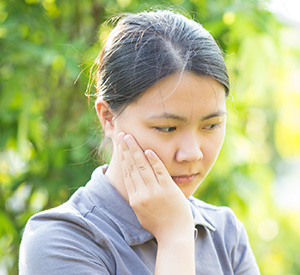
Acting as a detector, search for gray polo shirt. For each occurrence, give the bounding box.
[19,165,260,274]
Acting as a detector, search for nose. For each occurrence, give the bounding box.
[175,134,203,163]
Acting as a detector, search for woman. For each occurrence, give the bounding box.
[19,9,260,274]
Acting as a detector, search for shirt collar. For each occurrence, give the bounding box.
[188,197,216,232]
[86,165,215,246]
[86,165,153,246]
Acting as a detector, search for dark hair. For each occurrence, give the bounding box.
[94,9,229,113]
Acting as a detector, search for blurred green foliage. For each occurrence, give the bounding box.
[1,0,300,274]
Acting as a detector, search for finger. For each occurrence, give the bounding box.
[145,149,171,186]
[123,134,159,188]
[118,133,147,192]
[118,144,136,196]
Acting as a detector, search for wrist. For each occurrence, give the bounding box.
[155,224,195,247]
[155,227,195,275]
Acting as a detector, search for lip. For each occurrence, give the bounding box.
[171,173,199,184]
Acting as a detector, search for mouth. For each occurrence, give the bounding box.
[171,173,199,184]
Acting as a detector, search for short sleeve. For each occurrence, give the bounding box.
[19,211,112,275]
[231,216,261,275]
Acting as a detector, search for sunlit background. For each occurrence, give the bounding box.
[1,0,300,274]
[268,0,300,213]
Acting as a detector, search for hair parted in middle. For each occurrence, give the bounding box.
[94,9,229,113]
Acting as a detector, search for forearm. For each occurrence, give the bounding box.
[155,232,195,275]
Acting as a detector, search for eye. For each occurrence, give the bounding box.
[155,126,177,133]
[203,123,221,131]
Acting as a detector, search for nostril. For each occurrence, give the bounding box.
[175,146,203,163]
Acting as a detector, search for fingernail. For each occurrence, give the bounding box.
[145,149,154,160]
[118,132,125,143]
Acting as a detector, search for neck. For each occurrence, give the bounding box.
[104,153,129,202]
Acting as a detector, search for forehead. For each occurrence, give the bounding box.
[125,73,226,118]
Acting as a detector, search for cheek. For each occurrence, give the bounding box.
[113,116,140,141]
[205,132,225,162]
[134,133,174,167]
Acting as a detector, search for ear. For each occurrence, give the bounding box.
[95,98,115,139]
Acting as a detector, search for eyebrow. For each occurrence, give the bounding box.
[148,111,227,122]
[202,111,227,121]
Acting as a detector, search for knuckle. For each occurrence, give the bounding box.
[124,170,130,179]
[137,164,147,171]
[130,197,141,209]
[136,192,151,205]
[155,169,164,176]
[127,163,135,173]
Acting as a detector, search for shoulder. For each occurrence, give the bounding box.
[189,197,245,255]
[20,203,93,255]
[189,197,260,274]
[23,202,94,238]
[19,203,113,274]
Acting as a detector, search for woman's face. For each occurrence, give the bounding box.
[110,73,227,198]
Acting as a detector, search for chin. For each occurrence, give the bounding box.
[180,187,196,198]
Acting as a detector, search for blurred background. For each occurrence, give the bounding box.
[1,0,300,274]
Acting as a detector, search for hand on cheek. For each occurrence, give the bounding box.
[117,132,194,243]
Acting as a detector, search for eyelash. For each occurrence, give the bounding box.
[204,123,221,130]
[155,126,177,133]
[154,123,221,133]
